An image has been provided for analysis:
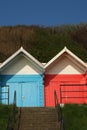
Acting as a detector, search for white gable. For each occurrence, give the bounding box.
[1,55,42,75]
[45,47,87,74]
[45,55,86,74]
[0,47,43,71]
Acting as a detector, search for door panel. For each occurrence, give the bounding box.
[22,82,39,107]
[8,83,21,106]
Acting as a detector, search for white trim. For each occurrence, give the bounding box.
[44,47,87,70]
[0,47,44,71]
[42,63,46,66]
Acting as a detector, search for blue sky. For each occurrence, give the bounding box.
[0,0,87,26]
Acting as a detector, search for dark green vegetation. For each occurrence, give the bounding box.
[0,104,13,130]
[62,104,87,130]
[0,24,87,62]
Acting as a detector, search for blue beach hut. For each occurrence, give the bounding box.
[0,47,44,107]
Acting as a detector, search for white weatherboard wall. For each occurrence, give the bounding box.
[1,55,42,75]
[46,56,85,74]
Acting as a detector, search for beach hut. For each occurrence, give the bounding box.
[44,47,87,106]
[0,47,44,107]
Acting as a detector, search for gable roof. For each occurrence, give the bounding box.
[44,47,87,71]
[0,47,44,71]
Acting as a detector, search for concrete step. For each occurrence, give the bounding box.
[17,107,60,130]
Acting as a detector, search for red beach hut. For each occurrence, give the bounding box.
[44,47,87,106]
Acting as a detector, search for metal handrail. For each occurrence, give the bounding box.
[6,116,12,130]
[0,86,9,104]
[13,91,16,122]
[60,84,87,104]
[54,90,65,130]
[6,91,17,130]
[17,107,21,130]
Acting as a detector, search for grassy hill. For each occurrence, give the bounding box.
[0,24,87,62]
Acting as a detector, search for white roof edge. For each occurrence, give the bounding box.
[42,63,46,66]
[65,47,87,68]
[0,47,43,70]
[21,48,44,68]
[44,47,66,68]
[44,46,87,69]
[20,46,23,50]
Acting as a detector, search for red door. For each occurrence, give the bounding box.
[45,81,60,106]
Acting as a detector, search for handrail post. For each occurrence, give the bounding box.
[18,107,21,130]
[54,90,65,130]
[8,88,9,105]
[54,90,56,107]
[6,90,17,130]
[13,91,16,122]
[60,86,62,104]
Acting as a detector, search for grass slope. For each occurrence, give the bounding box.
[62,104,87,130]
[0,104,13,130]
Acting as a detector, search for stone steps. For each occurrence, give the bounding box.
[16,107,60,130]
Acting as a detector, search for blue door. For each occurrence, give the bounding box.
[22,82,39,107]
[8,82,39,107]
[9,83,21,106]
